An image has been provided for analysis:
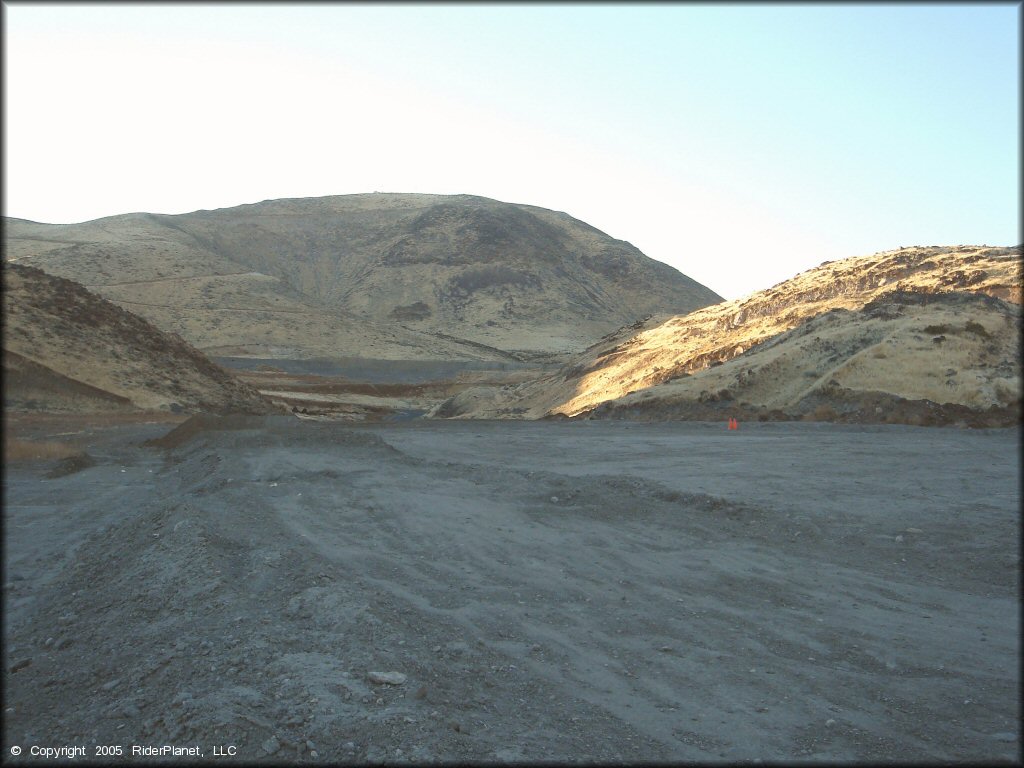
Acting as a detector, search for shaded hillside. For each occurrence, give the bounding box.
[3,349,132,412]
[3,194,722,356]
[437,245,1021,424]
[3,263,272,413]
[3,214,510,362]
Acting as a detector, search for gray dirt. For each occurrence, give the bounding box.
[3,418,1020,763]
[212,357,534,384]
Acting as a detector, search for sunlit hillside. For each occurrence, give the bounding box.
[436,245,1021,425]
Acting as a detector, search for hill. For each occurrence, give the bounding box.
[3,263,272,414]
[3,194,722,358]
[436,245,1021,425]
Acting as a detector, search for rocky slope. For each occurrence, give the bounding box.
[3,263,272,413]
[437,245,1021,424]
[3,194,722,357]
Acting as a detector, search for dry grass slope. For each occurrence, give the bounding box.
[3,194,722,358]
[438,245,1021,426]
[597,291,1020,427]
[3,263,274,414]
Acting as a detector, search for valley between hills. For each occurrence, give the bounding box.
[3,194,1020,763]
[3,193,1020,427]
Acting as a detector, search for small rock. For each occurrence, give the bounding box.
[993,732,1017,743]
[9,658,31,673]
[368,670,407,685]
[55,637,73,650]
[306,740,316,751]
[344,742,355,752]
[262,736,280,755]
[826,719,836,727]
[894,535,904,543]
[905,528,923,534]
[101,679,121,691]
[310,751,318,758]
[550,496,559,503]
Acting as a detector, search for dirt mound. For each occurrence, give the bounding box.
[45,452,97,478]
[143,413,283,449]
[4,435,96,477]
[4,437,85,462]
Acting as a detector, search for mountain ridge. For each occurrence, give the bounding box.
[3,193,722,358]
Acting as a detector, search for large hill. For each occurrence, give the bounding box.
[3,194,722,358]
[437,245,1021,426]
[3,263,271,414]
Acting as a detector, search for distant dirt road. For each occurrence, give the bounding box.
[3,418,1019,762]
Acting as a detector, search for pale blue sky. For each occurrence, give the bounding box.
[4,3,1019,299]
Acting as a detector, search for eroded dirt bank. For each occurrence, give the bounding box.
[3,418,1020,763]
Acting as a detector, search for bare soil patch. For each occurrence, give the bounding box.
[3,419,1018,763]
[4,438,84,462]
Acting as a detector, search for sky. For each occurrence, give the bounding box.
[3,3,1020,300]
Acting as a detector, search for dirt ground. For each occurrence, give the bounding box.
[2,417,1020,763]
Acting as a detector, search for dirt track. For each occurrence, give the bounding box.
[3,417,1020,763]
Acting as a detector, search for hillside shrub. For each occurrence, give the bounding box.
[965,320,990,338]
